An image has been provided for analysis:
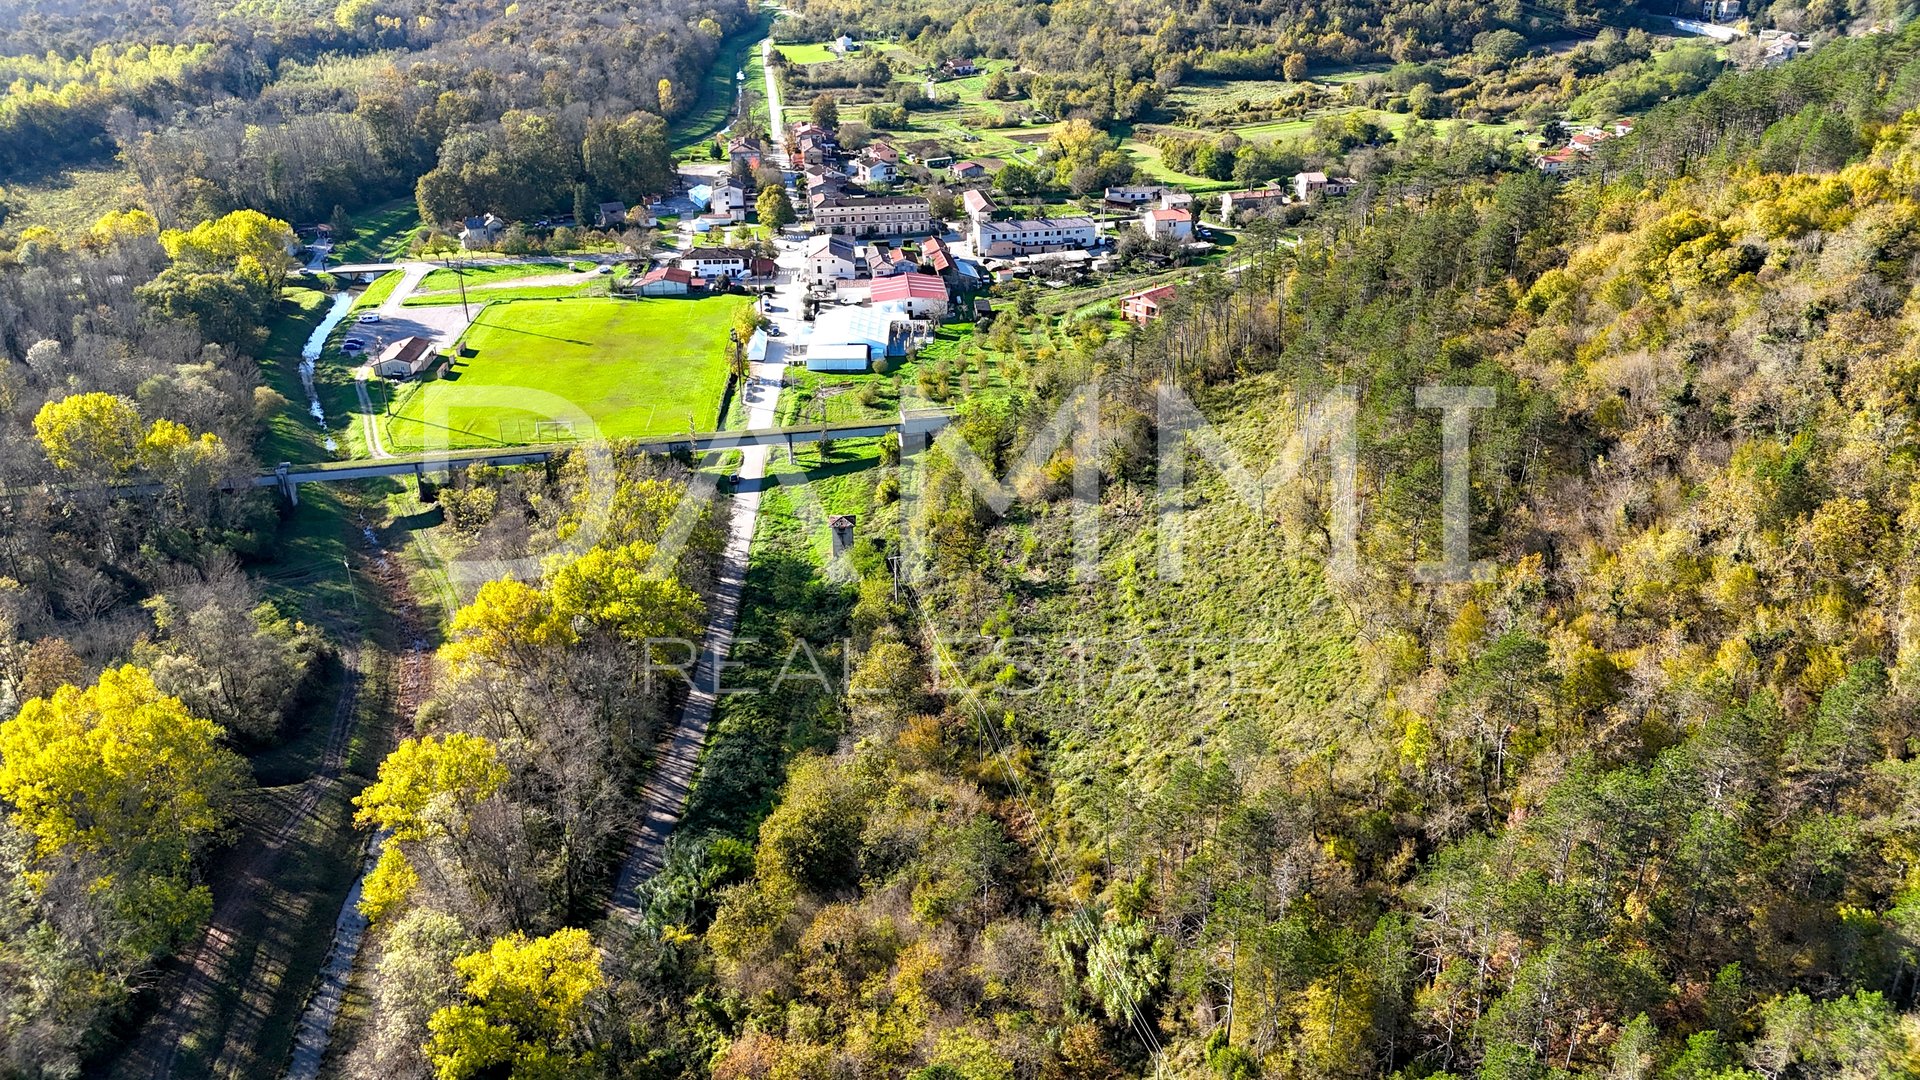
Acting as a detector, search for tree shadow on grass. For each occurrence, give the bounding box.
[738,451,881,492]
[473,322,592,346]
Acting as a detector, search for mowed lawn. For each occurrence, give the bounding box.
[382,296,748,451]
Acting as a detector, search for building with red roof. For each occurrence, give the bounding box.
[1120,284,1177,324]
[869,272,950,318]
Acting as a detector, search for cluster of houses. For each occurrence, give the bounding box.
[1210,171,1358,223]
[634,245,779,296]
[1534,118,1636,175]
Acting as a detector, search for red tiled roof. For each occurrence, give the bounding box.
[922,237,955,272]
[1123,284,1177,305]
[1147,208,1191,222]
[871,273,949,303]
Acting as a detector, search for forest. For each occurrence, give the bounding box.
[0,0,749,225]
[554,19,1920,1080]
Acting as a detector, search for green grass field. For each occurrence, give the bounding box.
[777,40,898,65]
[415,261,571,291]
[330,198,423,263]
[381,295,748,451]
[351,270,403,310]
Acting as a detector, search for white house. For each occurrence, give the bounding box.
[458,213,505,250]
[972,216,1098,258]
[1142,207,1193,242]
[1292,172,1355,200]
[1104,185,1166,206]
[870,273,949,319]
[711,182,749,222]
[805,233,859,286]
[852,156,896,184]
[677,246,756,279]
[962,189,996,223]
[374,336,438,380]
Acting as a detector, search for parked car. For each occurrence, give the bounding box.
[341,339,367,354]
[356,312,381,323]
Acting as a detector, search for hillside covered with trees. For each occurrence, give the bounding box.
[550,20,1920,1080]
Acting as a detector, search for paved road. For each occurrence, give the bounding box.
[607,326,788,918]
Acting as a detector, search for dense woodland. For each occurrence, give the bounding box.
[0,0,749,225]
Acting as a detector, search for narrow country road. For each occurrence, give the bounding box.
[608,348,785,916]
[350,261,480,460]
[608,210,804,915]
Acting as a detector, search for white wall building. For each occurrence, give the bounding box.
[971,216,1098,258]
[805,234,859,286]
[1142,207,1193,242]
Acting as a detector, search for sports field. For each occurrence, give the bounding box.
[381,295,748,452]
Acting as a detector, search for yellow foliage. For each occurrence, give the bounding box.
[33,392,145,473]
[425,928,604,1080]
[353,733,507,841]
[89,208,157,245]
[0,665,246,866]
[359,843,419,921]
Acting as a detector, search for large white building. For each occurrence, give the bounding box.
[805,233,859,286]
[812,194,933,238]
[971,215,1098,258]
[677,247,757,278]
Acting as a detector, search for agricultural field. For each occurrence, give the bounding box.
[378,295,748,451]
[777,40,902,65]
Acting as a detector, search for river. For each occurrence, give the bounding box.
[300,292,354,453]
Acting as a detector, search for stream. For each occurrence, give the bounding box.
[282,829,381,1080]
[282,524,426,1080]
[300,292,353,453]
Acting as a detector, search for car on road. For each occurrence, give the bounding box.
[356,313,381,323]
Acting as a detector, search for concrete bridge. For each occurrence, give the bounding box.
[320,262,405,282]
[258,408,955,504]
